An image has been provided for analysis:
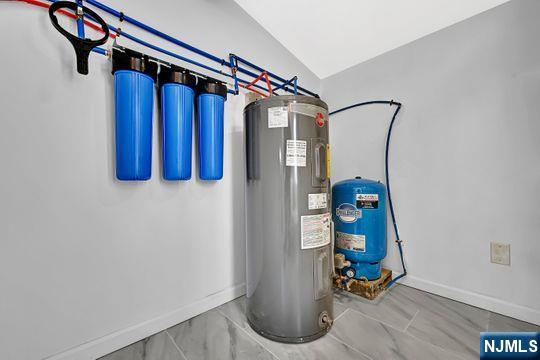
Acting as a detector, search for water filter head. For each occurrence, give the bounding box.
[111,48,158,81]
[196,78,228,100]
[158,65,197,89]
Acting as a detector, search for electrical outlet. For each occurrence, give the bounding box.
[490,242,510,266]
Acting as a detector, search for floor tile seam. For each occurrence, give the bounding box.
[347,307,471,359]
[326,333,375,360]
[164,330,189,360]
[215,308,281,360]
[403,327,473,360]
[403,309,420,332]
[345,306,409,332]
[334,308,350,322]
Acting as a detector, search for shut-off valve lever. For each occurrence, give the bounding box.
[48,1,110,75]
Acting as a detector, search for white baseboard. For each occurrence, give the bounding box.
[43,275,539,360]
[45,283,246,360]
[394,274,540,326]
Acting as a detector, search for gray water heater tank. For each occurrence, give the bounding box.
[245,95,333,343]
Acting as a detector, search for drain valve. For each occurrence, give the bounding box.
[318,311,333,329]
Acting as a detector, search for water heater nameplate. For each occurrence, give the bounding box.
[286,140,307,167]
[267,106,288,128]
[336,231,366,252]
[301,213,331,249]
[308,193,328,210]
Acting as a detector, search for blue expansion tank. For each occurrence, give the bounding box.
[332,177,387,280]
[112,49,158,181]
[197,78,227,180]
[159,66,196,180]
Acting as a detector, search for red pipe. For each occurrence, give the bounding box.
[244,71,273,97]
[239,83,267,98]
[263,72,272,94]
[18,0,116,38]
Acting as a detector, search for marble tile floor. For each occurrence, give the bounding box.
[100,285,539,360]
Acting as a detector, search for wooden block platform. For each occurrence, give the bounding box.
[333,268,392,300]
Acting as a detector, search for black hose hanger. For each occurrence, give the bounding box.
[48,1,109,75]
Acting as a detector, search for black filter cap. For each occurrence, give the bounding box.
[158,65,197,89]
[197,78,228,99]
[112,48,158,82]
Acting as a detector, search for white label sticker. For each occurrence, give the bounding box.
[268,107,288,128]
[286,140,307,167]
[336,232,365,252]
[308,193,328,210]
[301,213,331,249]
[356,194,378,201]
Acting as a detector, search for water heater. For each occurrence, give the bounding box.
[245,95,333,343]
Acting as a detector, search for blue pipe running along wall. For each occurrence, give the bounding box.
[48,0,318,97]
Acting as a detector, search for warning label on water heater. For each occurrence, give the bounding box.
[308,193,328,210]
[336,232,365,252]
[286,140,307,167]
[268,107,288,128]
[301,213,331,249]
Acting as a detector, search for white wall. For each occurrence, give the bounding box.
[0,1,319,359]
[322,0,540,324]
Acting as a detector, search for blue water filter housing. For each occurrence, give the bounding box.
[112,49,158,181]
[197,79,228,180]
[332,177,387,280]
[159,66,196,180]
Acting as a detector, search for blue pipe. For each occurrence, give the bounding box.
[234,54,288,84]
[57,7,274,94]
[382,103,405,289]
[76,0,85,38]
[272,76,297,94]
[45,0,310,96]
[229,54,239,94]
[233,62,300,96]
[329,101,406,289]
[92,47,107,56]
[85,0,227,65]
[113,27,275,94]
[112,26,228,78]
[114,28,273,94]
[83,0,316,96]
[234,55,318,97]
